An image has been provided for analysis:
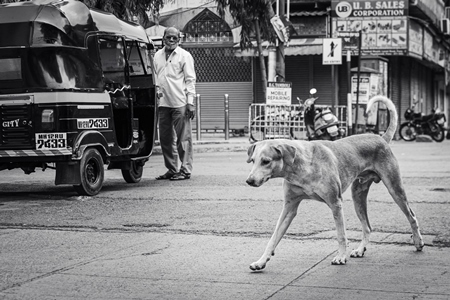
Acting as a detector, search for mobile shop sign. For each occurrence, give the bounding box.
[266,82,292,105]
[331,0,408,18]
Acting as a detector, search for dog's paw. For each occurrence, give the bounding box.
[350,247,366,258]
[249,261,266,271]
[415,241,425,252]
[412,234,425,251]
[331,254,347,265]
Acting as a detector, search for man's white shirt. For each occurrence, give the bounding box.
[154,46,196,108]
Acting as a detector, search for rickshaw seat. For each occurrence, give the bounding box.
[129,75,153,89]
[112,96,129,109]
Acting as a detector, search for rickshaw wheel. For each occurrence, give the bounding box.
[73,148,104,196]
[121,160,143,183]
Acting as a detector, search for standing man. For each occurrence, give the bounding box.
[154,27,196,181]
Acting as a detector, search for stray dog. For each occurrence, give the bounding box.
[246,95,424,270]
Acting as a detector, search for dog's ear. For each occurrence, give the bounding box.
[275,144,297,166]
[247,144,256,163]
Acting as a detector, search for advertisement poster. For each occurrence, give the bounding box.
[351,76,370,104]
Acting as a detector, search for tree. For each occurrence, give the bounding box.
[0,0,166,27]
[216,0,276,98]
[80,0,165,26]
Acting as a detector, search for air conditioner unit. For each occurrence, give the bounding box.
[440,18,450,35]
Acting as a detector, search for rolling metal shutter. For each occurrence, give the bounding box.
[186,47,253,131]
[195,82,253,131]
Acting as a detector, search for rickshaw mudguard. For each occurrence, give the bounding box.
[55,131,110,185]
[72,130,111,160]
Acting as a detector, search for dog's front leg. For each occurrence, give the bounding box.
[250,199,301,271]
[330,201,348,265]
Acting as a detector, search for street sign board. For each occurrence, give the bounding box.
[322,38,342,65]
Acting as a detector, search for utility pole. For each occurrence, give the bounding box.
[276,0,286,82]
[353,30,362,135]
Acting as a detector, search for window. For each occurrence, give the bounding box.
[99,37,126,84]
[182,8,233,45]
[0,58,21,80]
[127,41,150,75]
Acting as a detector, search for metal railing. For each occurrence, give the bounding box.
[248,104,347,142]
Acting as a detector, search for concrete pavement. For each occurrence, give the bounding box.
[1,228,449,300]
[1,135,450,300]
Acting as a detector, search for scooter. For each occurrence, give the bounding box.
[297,88,344,141]
[399,102,446,142]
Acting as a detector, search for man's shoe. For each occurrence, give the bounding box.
[170,172,191,180]
[156,172,175,180]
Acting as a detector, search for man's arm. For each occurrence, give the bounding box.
[183,53,196,105]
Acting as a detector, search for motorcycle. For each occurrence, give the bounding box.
[399,102,446,142]
[297,88,345,141]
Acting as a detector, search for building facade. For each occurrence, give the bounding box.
[153,0,450,135]
[152,1,253,133]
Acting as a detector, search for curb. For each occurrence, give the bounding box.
[153,139,251,155]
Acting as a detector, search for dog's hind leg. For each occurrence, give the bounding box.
[250,194,301,271]
[381,167,424,251]
[350,178,374,258]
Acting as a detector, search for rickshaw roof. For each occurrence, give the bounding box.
[0,0,150,47]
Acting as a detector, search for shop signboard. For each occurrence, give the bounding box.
[408,20,423,59]
[331,0,409,55]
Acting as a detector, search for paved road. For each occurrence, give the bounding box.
[0,139,449,299]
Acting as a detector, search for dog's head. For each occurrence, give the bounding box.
[246,140,297,187]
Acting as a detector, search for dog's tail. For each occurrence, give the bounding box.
[366,95,398,143]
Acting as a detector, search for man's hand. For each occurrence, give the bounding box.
[186,104,195,120]
[156,86,163,99]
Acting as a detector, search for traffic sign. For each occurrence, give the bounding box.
[322,38,342,65]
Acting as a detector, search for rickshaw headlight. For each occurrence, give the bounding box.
[41,109,54,130]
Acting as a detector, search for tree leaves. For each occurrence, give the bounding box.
[0,0,165,26]
[215,0,276,50]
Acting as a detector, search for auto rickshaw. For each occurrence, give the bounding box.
[0,0,158,195]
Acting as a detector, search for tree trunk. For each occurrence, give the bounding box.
[255,18,267,100]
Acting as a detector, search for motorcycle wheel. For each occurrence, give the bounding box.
[250,128,264,142]
[250,117,265,142]
[431,126,445,142]
[399,123,416,141]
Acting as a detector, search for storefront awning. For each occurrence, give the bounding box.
[234,38,323,57]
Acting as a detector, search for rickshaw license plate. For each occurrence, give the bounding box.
[77,118,109,129]
[35,133,67,150]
